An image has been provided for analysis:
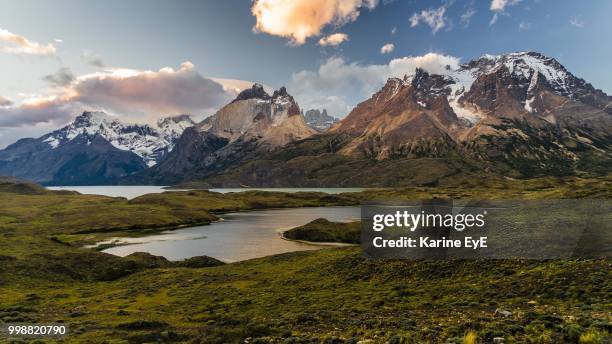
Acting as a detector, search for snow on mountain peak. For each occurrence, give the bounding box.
[42,112,195,166]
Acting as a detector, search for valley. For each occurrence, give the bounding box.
[0,176,610,342]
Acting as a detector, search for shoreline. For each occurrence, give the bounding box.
[278,231,358,247]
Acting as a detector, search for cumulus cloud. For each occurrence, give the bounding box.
[570,16,584,28]
[409,6,448,34]
[289,53,460,118]
[0,62,247,131]
[460,8,476,27]
[0,96,76,128]
[42,67,75,87]
[65,61,233,116]
[380,43,395,54]
[318,33,349,46]
[251,0,378,45]
[0,27,56,55]
[0,96,12,107]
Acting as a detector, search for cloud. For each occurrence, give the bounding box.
[570,16,584,28]
[211,78,274,95]
[80,51,106,68]
[0,27,56,55]
[460,8,476,27]
[42,67,75,87]
[391,26,397,34]
[409,6,448,34]
[489,0,519,26]
[289,53,460,118]
[67,61,233,116]
[0,62,246,130]
[0,96,12,107]
[518,21,532,31]
[318,33,350,46]
[489,13,499,26]
[380,43,395,54]
[0,96,76,128]
[251,0,378,45]
[490,0,520,12]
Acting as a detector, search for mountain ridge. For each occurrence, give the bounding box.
[0,111,195,185]
[170,51,611,187]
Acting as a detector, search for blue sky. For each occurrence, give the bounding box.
[0,0,610,147]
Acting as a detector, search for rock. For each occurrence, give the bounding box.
[495,308,513,317]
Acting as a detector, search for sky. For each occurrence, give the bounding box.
[0,0,611,147]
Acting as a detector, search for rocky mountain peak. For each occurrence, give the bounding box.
[157,114,195,126]
[73,111,117,128]
[272,86,289,99]
[303,108,339,131]
[232,83,271,103]
[40,111,195,166]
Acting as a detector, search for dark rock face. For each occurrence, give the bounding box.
[231,83,270,103]
[303,109,339,131]
[0,133,146,185]
[125,127,230,185]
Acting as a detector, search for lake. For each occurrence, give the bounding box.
[96,206,361,262]
[47,185,367,199]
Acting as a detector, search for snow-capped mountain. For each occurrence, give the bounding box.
[163,51,610,187]
[0,111,195,185]
[129,84,316,184]
[41,111,195,166]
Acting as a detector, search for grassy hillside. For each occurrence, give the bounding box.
[1,249,609,343]
[284,218,361,244]
[0,177,610,343]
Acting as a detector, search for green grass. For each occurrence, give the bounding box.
[0,177,610,343]
[283,218,361,244]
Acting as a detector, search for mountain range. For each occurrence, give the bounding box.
[0,112,194,185]
[0,51,610,186]
[172,51,611,187]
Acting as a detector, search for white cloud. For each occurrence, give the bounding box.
[460,8,476,27]
[490,0,520,12]
[318,33,350,46]
[380,43,395,54]
[391,26,397,34]
[570,16,584,28]
[251,0,378,45]
[289,53,460,118]
[409,6,448,34]
[0,28,56,55]
[489,0,520,26]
